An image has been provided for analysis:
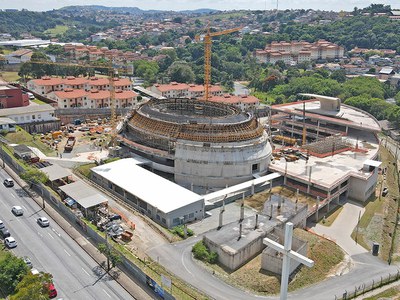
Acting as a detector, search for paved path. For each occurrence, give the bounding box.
[311,201,368,256]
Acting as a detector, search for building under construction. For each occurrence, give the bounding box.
[120,98,272,192]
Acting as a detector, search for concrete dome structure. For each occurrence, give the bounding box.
[120,98,272,191]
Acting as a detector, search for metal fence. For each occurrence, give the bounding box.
[335,271,400,300]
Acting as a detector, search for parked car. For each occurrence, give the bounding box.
[3,178,14,187]
[37,217,50,227]
[0,220,4,230]
[4,236,17,248]
[0,228,10,239]
[108,214,122,221]
[23,256,33,269]
[382,187,389,197]
[11,206,23,216]
[47,282,58,298]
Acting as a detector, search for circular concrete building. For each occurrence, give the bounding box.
[121,98,272,191]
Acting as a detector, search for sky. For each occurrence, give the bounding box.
[0,0,399,12]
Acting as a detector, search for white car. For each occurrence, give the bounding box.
[5,237,17,248]
[11,206,23,216]
[0,220,4,230]
[37,217,49,227]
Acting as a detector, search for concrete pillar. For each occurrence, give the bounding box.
[242,192,245,201]
[315,196,320,222]
[218,209,224,229]
[240,201,244,222]
[269,203,273,220]
[316,120,320,140]
[255,214,258,229]
[307,166,312,194]
[327,190,331,212]
[191,182,194,192]
[238,223,242,240]
[345,126,348,134]
[278,196,282,209]
[251,182,255,195]
[295,188,299,211]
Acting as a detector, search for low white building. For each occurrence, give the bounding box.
[91,158,205,228]
[0,104,56,124]
[0,117,16,132]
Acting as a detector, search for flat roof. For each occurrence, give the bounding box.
[0,104,55,116]
[91,158,204,213]
[269,131,380,189]
[203,173,281,204]
[40,164,72,181]
[272,100,381,132]
[0,117,16,125]
[59,181,108,209]
[0,39,51,47]
[364,159,382,168]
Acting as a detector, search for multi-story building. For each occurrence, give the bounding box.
[255,40,344,65]
[28,76,138,109]
[0,81,29,108]
[150,82,223,99]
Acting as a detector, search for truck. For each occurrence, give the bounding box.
[64,136,76,152]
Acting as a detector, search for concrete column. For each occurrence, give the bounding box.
[255,214,259,229]
[251,182,255,195]
[269,203,273,220]
[345,126,348,134]
[295,188,299,211]
[307,166,312,194]
[315,196,320,222]
[242,192,245,201]
[240,201,244,222]
[218,208,224,229]
[191,182,194,192]
[238,223,242,240]
[327,190,332,211]
[316,120,320,140]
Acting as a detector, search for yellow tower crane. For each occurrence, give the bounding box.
[26,60,123,147]
[195,26,241,100]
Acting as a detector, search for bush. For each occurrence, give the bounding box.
[171,225,193,238]
[192,240,218,264]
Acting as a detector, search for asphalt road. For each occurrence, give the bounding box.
[148,228,399,300]
[0,169,133,300]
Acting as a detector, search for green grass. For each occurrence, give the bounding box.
[0,49,13,55]
[319,205,344,227]
[4,127,55,156]
[32,99,47,105]
[44,25,69,37]
[0,71,20,82]
[75,163,97,178]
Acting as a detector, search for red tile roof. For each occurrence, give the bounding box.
[207,94,259,104]
[32,77,64,86]
[53,89,88,99]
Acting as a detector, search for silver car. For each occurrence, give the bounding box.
[37,217,50,227]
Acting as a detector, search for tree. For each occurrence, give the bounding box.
[167,61,195,83]
[97,243,122,271]
[10,272,53,300]
[330,69,346,83]
[0,252,28,295]
[20,167,49,185]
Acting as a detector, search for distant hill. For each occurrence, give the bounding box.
[59,5,219,15]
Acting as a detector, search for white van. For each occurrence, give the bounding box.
[27,92,35,100]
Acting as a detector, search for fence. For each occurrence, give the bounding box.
[335,271,400,300]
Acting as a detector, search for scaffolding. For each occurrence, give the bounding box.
[302,136,350,155]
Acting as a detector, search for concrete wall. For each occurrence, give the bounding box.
[204,231,267,271]
[175,133,272,189]
[261,229,308,275]
[348,170,377,202]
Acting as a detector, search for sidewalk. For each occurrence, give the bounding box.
[2,162,153,300]
[311,201,368,256]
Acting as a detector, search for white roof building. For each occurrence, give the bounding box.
[91,158,205,228]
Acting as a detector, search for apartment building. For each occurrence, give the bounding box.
[150,82,223,99]
[255,40,344,64]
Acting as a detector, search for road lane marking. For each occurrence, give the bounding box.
[52,228,61,237]
[22,205,27,211]
[102,289,111,298]
[81,267,90,276]
[11,194,15,198]
[37,232,43,237]
[181,249,193,276]
[47,232,54,239]
[63,249,71,257]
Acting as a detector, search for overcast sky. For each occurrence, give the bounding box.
[1,0,399,12]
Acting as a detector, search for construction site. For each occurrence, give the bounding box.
[120,98,272,192]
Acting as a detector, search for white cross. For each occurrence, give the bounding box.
[263,222,314,300]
